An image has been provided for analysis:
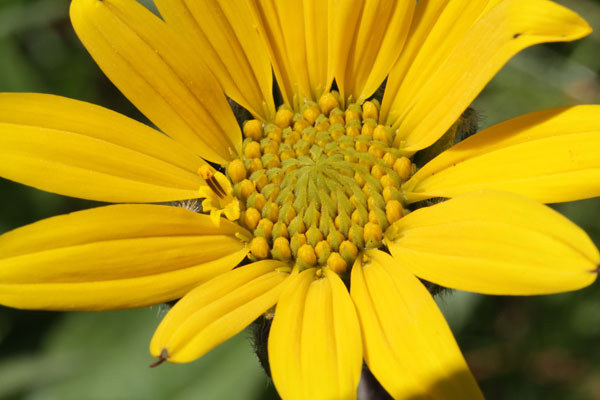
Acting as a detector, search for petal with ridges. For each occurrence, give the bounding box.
[404,106,600,204]
[0,252,246,312]
[351,249,484,399]
[70,0,241,164]
[386,191,600,295]
[267,268,314,400]
[0,93,206,203]
[150,260,290,363]
[382,0,591,151]
[0,204,250,310]
[269,268,362,400]
[248,0,332,106]
[380,0,501,123]
[331,0,414,104]
[155,0,275,120]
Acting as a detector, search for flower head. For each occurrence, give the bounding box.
[1,0,599,399]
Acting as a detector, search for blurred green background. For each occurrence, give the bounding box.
[0,0,599,399]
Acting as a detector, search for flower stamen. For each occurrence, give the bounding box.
[199,165,226,199]
[198,165,241,226]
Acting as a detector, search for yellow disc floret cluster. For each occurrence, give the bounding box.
[226,91,415,275]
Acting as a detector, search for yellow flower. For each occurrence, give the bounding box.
[0,0,599,399]
[197,165,241,226]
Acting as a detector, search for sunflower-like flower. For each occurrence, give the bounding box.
[1,0,599,398]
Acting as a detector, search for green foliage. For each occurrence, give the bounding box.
[0,309,269,400]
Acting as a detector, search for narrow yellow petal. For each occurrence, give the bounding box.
[380,0,501,123]
[70,0,241,164]
[404,106,600,204]
[0,205,250,310]
[386,191,600,295]
[299,269,362,399]
[248,0,332,106]
[382,0,591,151]
[0,93,204,202]
[351,249,484,399]
[268,269,314,400]
[154,0,275,120]
[0,252,246,311]
[150,260,290,362]
[269,268,362,400]
[331,0,415,104]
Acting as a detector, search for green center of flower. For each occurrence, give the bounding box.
[226,91,415,274]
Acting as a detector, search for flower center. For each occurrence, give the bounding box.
[226,91,415,274]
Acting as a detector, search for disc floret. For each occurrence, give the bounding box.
[228,91,416,274]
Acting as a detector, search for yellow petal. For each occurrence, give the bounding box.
[380,0,501,125]
[154,0,275,120]
[248,0,332,106]
[269,268,362,400]
[150,260,290,362]
[209,210,222,227]
[404,106,600,204]
[0,93,205,202]
[331,0,415,104]
[70,0,241,164]
[386,191,600,295]
[0,204,250,310]
[382,0,591,151]
[351,249,484,399]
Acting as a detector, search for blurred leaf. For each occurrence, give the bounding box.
[0,353,78,398]
[0,0,68,38]
[0,37,46,91]
[436,291,482,334]
[14,308,269,400]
